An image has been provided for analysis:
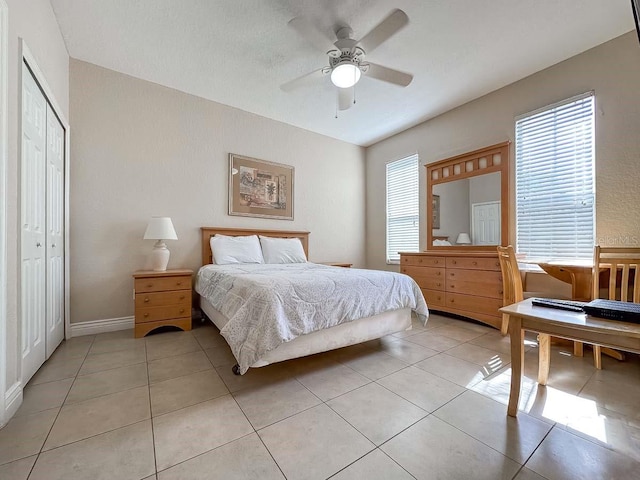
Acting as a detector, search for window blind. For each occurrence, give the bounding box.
[386,154,419,263]
[515,93,595,259]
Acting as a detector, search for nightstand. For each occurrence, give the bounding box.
[320,262,353,268]
[132,269,193,338]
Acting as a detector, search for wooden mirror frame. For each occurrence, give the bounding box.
[426,141,510,251]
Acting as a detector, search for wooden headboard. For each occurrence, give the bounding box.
[201,227,310,266]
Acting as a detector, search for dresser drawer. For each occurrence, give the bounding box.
[135,304,190,323]
[401,255,445,267]
[135,290,190,308]
[134,275,191,293]
[445,292,502,316]
[422,288,445,307]
[401,266,445,290]
[445,270,503,299]
[446,257,501,271]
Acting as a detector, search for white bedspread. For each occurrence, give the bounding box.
[195,263,428,374]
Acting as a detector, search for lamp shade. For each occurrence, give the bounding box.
[456,233,472,245]
[143,217,177,240]
[330,61,361,88]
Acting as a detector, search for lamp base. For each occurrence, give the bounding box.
[150,240,170,271]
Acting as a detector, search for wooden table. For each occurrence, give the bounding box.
[520,258,593,301]
[500,298,640,417]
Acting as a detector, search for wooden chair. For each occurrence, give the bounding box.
[590,246,640,369]
[497,246,524,335]
[497,245,552,335]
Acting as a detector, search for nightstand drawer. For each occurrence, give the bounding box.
[134,275,191,293]
[135,304,190,323]
[135,291,190,308]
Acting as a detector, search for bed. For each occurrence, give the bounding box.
[196,227,428,374]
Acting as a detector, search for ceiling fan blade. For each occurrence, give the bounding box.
[280,68,324,92]
[338,87,354,110]
[288,17,336,53]
[357,9,408,54]
[366,63,413,87]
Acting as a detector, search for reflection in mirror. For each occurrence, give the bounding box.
[432,172,501,246]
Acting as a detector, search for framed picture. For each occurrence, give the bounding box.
[432,194,440,229]
[228,153,294,220]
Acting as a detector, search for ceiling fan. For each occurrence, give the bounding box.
[281,9,413,111]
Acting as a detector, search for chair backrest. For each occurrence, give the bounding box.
[592,246,640,303]
[497,245,524,306]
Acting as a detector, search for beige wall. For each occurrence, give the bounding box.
[366,32,640,271]
[3,0,69,416]
[69,59,365,324]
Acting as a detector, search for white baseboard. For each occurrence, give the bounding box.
[4,381,23,424]
[70,316,134,337]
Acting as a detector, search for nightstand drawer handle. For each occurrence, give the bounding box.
[144,297,150,303]
[143,313,149,318]
[179,295,185,300]
[176,281,182,286]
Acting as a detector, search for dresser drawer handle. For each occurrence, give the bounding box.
[452,260,457,265]
[450,298,455,303]
[419,259,423,263]
[143,313,149,318]
[179,308,185,314]
[450,284,455,289]
[176,281,182,286]
[472,261,477,266]
[144,297,150,303]
[433,260,439,264]
[436,272,441,276]
[147,284,153,288]
[498,290,504,295]
[179,295,185,300]
[436,282,441,287]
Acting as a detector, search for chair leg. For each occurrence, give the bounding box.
[573,341,584,357]
[501,313,509,336]
[593,345,602,370]
[537,333,551,386]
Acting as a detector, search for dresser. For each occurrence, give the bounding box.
[132,269,193,338]
[400,251,503,329]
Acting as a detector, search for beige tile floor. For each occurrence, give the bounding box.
[1,313,639,479]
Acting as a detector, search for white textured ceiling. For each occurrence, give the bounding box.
[50,0,634,146]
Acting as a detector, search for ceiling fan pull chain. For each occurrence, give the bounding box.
[353,83,357,105]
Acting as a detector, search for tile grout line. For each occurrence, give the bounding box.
[25,334,98,479]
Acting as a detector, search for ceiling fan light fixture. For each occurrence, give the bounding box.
[330,61,361,88]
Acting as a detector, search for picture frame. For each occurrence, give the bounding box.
[632,0,640,45]
[432,194,440,229]
[228,153,294,220]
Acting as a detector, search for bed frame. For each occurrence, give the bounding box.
[198,227,412,374]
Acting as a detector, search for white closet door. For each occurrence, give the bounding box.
[45,104,64,357]
[21,63,47,383]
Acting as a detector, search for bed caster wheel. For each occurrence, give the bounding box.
[232,364,241,376]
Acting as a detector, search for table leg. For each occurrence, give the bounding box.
[537,333,550,385]
[508,316,524,417]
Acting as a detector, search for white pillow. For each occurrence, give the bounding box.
[210,234,264,265]
[259,236,307,264]
[433,239,452,246]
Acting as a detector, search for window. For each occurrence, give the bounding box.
[515,92,595,259]
[386,154,419,263]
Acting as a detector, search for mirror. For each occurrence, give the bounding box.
[427,142,510,250]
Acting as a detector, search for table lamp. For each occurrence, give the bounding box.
[456,233,472,245]
[143,217,178,271]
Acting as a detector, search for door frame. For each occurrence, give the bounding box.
[0,0,8,426]
[18,40,71,378]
